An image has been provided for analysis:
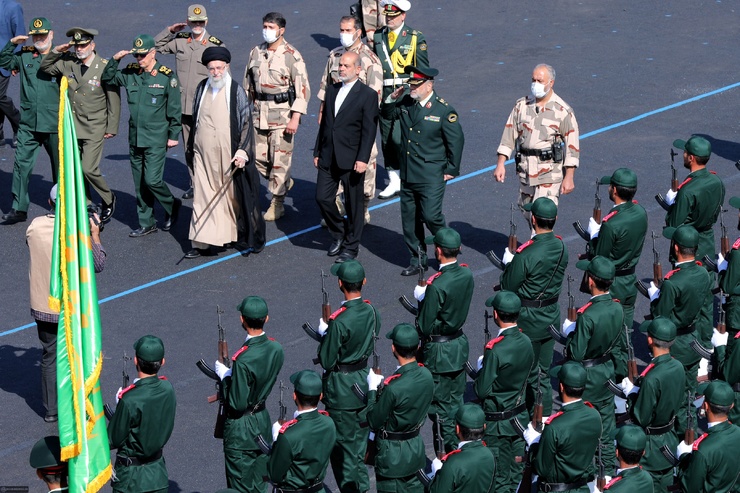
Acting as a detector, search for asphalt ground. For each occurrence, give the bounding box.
[1,0,739,491]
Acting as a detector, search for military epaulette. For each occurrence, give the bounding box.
[101,58,108,64]
[734,331,740,339]
[279,418,298,434]
[733,237,740,250]
[268,336,276,341]
[695,260,703,267]
[639,363,655,378]
[126,63,141,70]
[677,177,692,190]
[577,301,592,315]
[418,362,425,367]
[692,432,709,451]
[158,376,168,380]
[601,210,618,223]
[21,46,36,53]
[158,65,173,76]
[329,48,343,57]
[176,32,190,39]
[632,200,639,204]
[383,374,401,386]
[318,409,330,416]
[613,298,620,303]
[231,345,249,361]
[460,263,469,268]
[664,268,680,280]
[208,36,223,46]
[426,271,442,286]
[117,383,136,400]
[516,239,533,253]
[363,299,372,304]
[485,335,505,350]
[710,170,717,175]
[545,411,564,425]
[584,401,594,408]
[603,476,623,490]
[329,306,347,321]
[435,96,448,106]
[555,235,563,240]
[441,449,461,461]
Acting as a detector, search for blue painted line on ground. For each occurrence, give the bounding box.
[4,81,739,337]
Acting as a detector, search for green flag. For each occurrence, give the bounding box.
[50,76,111,492]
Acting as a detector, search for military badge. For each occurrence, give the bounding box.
[448,113,458,123]
[135,38,144,48]
[33,19,43,28]
[74,32,82,41]
[171,78,178,88]
[193,7,202,15]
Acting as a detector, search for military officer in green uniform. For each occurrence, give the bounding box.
[676,380,740,492]
[382,66,464,275]
[213,296,284,493]
[316,260,380,493]
[500,197,568,415]
[108,335,176,493]
[268,370,337,493]
[413,227,473,453]
[38,27,120,223]
[565,256,624,474]
[155,3,224,199]
[103,35,182,238]
[600,426,654,492]
[30,435,68,492]
[0,17,59,225]
[523,361,602,493]
[366,323,434,493]
[373,0,428,200]
[473,290,536,493]
[620,317,684,491]
[427,403,496,493]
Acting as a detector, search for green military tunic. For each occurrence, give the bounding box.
[473,325,536,492]
[267,409,337,490]
[222,334,284,493]
[428,440,496,493]
[0,42,60,212]
[317,297,380,493]
[602,466,654,492]
[366,361,434,492]
[677,420,740,493]
[108,375,176,493]
[531,400,602,493]
[714,333,740,426]
[715,241,740,423]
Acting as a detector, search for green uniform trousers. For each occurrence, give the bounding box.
[429,369,466,454]
[592,397,617,474]
[485,432,524,493]
[326,407,369,493]
[129,145,176,228]
[80,137,113,205]
[11,128,58,212]
[376,473,424,493]
[400,180,446,262]
[224,447,267,493]
[530,338,555,416]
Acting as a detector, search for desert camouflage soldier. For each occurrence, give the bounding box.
[243,12,310,221]
[361,0,386,48]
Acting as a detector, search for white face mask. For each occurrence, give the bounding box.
[339,32,356,48]
[262,28,279,44]
[531,81,549,99]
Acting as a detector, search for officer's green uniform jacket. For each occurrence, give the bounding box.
[602,466,654,492]
[474,325,536,438]
[665,168,725,265]
[101,59,181,147]
[565,294,624,403]
[628,354,684,473]
[417,261,473,373]
[0,42,59,132]
[366,361,434,478]
[677,420,740,493]
[500,232,568,341]
[720,237,740,334]
[715,238,740,424]
[108,375,176,493]
[267,409,337,489]
[714,332,740,425]
[650,261,712,366]
[428,440,496,493]
[531,400,601,491]
[318,297,380,409]
[222,334,284,451]
[373,24,428,98]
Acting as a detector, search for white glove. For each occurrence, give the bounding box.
[614,395,627,414]
[693,395,705,409]
[414,284,427,302]
[429,457,444,478]
[502,247,515,265]
[367,372,384,391]
[648,281,661,302]
[665,188,677,206]
[712,328,729,347]
[476,355,484,372]
[676,439,693,458]
[620,376,640,396]
[588,480,600,493]
[561,319,576,337]
[717,253,728,272]
[587,217,601,240]
[115,387,123,404]
[523,422,542,447]
[698,358,710,379]
[318,318,329,337]
[272,421,282,441]
[214,359,232,380]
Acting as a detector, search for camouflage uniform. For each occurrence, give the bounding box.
[361,0,386,48]
[497,92,579,210]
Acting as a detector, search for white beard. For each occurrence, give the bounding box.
[209,76,227,90]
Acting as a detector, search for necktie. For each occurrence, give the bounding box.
[388,31,397,48]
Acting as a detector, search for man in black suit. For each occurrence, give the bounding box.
[314,51,379,263]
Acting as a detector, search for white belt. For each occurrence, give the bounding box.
[383,77,407,86]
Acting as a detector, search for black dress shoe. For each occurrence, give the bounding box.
[185,248,203,259]
[334,251,356,263]
[401,264,428,276]
[162,198,182,231]
[2,209,27,224]
[11,132,17,148]
[44,413,58,423]
[182,187,194,200]
[129,225,158,237]
[327,239,343,256]
[101,194,116,222]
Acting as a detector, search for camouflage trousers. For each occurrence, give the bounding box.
[254,128,294,197]
[337,142,378,198]
[518,180,561,212]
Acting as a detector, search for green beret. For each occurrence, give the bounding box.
[237,296,268,319]
[425,227,461,249]
[131,34,155,54]
[698,380,735,407]
[673,135,711,158]
[385,323,419,348]
[289,370,323,396]
[523,197,557,219]
[29,436,63,469]
[600,168,637,188]
[662,224,699,248]
[728,196,740,210]
[576,255,616,281]
[638,316,677,342]
[485,290,521,315]
[330,259,365,283]
[133,335,165,362]
[28,17,52,35]
[549,361,587,388]
[614,425,646,453]
[455,403,485,429]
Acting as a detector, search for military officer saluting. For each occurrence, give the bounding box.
[155,3,224,200]
[30,436,68,492]
[0,17,59,225]
[600,426,654,492]
[268,370,337,493]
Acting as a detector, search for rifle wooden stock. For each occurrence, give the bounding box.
[508,203,518,252]
[627,360,639,383]
[321,270,331,322]
[653,264,663,286]
[718,294,727,334]
[721,236,730,257]
[278,380,287,425]
[593,207,601,224]
[567,275,577,321]
[434,414,445,459]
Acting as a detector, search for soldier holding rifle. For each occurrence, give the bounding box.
[597,425,654,492]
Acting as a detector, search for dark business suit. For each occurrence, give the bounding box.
[314,80,378,256]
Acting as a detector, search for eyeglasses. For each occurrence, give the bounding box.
[133,53,148,59]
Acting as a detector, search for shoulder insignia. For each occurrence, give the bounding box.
[555,235,563,240]
[584,401,594,408]
[158,376,168,380]
[176,32,190,39]
[577,301,593,315]
[231,345,249,362]
[318,409,330,416]
[545,411,564,425]
[639,363,655,378]
[677,177,692,190]
[732,238,740,250]
[459,263,469,268]
[485,335,505,350]
[171,77,178,88]
[602,210,618,223]
[21,46,36,53]
[329,306,347,321]
[279,418,298,434]
[710,170,717,175]
[426,271,443,286]
[436,97,447,105]
[695,260,703,267]
[419,42,427,51]
[383,374,401,386]
[208,36,223,45]
[734,331,740,339]
[117,383,136,400]
[613,298,621,303]
[447,113,458,123]
[632,199,639,204]
[692,432,709,451]
[418,362,425,367]
[441,449,462,461]
[159,65,173,76]
[364,299,372,304]
[101,58,109,64]
[268,337,276,341]
[664,268,680,280]
[603,476,623,490]
[516,239,534,253]
[126,63,141,70]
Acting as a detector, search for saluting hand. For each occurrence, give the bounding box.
[54,43,71,53]
[168,22,188,33]
[112,50,131,61]
[10,35,28,45]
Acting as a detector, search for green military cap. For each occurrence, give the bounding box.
[131,34,155,54]
[662,224,699,248]
[28,17,51,35]
[29,436,63,469]
[729,196,740,210]
[386,322,419,348]
[66,27,98,45]
[237,296,268,319]
[697,380,735,407]
[134,335,165,362]
[485,290,521,314]
[576,255,616,281]
[425,227,461,249]
[405,65,439,84]
[290,370,323,396]
[638,316,677,342]
[523,197,557,219]
[614,425,646,453]
[456,403,485,429]
[600,167,637,188]
[188,4,208,21]
[674,135,711,158]
[330,259,365,283]
[549,361,587,388]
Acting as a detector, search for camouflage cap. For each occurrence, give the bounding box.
[673,135,711,158]
[131,34,155,54]
[386,323,419,348]
[600,167,637,188]
[424,227,461,249]
[290,370,323,396]
[330,259,365,283]
[485,290,521,315]
[188,4,208,21]
[66,27,98,45]
[133,335,165,362]
[662,224,699,248]
[576,255,616,281]
[237,296,268,319]
[549,361,587,388]
[28,17,52,35]
[523,197,557,219]
[697,380,735,407]
[614,425,646,453]
[29,436,63,470]
[456,403,485,429]
[638,316,676,342]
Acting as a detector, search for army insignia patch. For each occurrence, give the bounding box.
[171,78,178,88]
[135,38,144,48]
[74,32,82,41]
[419,42,427,51]
[425,101,432,109]
[33,19,43,28]
[448,113,458,123]
[193,7,202,15]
